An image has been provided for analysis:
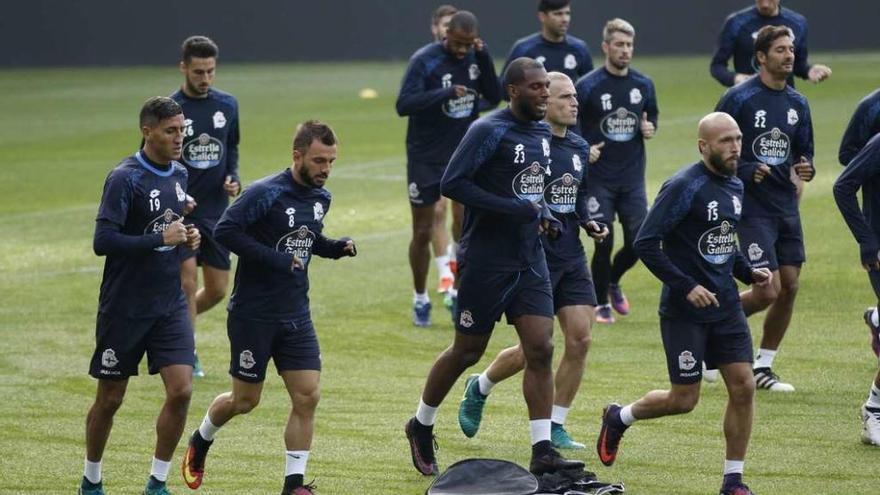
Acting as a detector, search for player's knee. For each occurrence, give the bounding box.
[778,278,799,299]
[95,392,125,415]
[727,374,756,402]
[669,390,699,414]
[165,382,193,407]
[233,393,261,414]
[523,339,554,369]
[564,331,591,359]
[293,387,321,413]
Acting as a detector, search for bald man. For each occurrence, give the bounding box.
[597,113,772,495]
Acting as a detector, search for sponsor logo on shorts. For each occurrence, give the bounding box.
[313,202,324,221]
[629,88,642,105]
[442,88,477,119]
[101,348,119,368]
[145,208,183,252]
[276,225,316,266]
[545,173,578,213]
[512,161,546,202]
[183,133,224,169]
[564,54,577,70]
[459,310,474,328]
[698,220,738,265]
[678,350,696,371]
[239,350,256,370]
[752,127,791,166]
[747,242,764,262]
[600,107,639,142]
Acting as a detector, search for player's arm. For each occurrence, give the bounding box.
[474,43,501,106]
[92,170,166,255]
[579,42,594,76]
[214,184,297,272]
[632,178,699,293]
[834,136,880,268]
[224,101,242,196]
[792,103,816,181]
[839,99,878,166]
[395,57,455,116]
[441,121,539,223]
[709,17,739,87]
[312,224,357,259]
[640,79,659,138]
[793,22,811,81]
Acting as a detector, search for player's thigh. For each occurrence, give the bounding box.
[89,312,153,379]
[226,314,277,383]
[660,316,709,385]
[775,214,806,268]
[506,258,555,326]
[274,319,322,374]
[280,369,321,410]
[145,301,195,374]
[201,264,230,296]
[738,216,779,271]
[180,256,199,291]
[617,184,648,241]
[705,312,754,369]
[551,261,598,314]
[196,223,233,272]
[406,161,444,207]
[454,262,520,334]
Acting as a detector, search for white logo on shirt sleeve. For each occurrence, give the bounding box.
[564,54,577,70]
[213,111,227,129]
[629,88,642,105]
[787,108,799,125]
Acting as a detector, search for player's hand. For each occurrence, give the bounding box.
[640,112,655,139]
[343,238,357,257]
[589,141,604,164]
[162,220,188,246]
[584,221,609,242]
[453,85,468,98]
[793,156,814,181]
[183,194,197,215]
[753,164,771,184]
[733,73,751,85]
[224,175,241,197]
[474,38,485,52]
[185,224,201,250]
[751,267,772,287]
[686,285,719,308]
[291,256,305,271]
[807,64,832,83]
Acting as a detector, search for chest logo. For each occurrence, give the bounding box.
[469,63,480,80]
[544,173,578,214]
[564,54,577,70]
[572,153,582,172]
[512,161,546,202]
[276,225,316,265]
[698,220,737,265]
[313,202,325,221]
[183,133,224,169]
[600,107,640,142]
[213,111,226,129]
[145,208,183,252]
[752,127,791,166]
[175,182,186,202]
[442,87,477,119]
[787,108,799,125]
[629,88,642,105]
[732,195,742,215]
[150,189,161,199]
[285,207,296,228]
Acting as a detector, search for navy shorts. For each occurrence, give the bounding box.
[179,217,232,270]
[737,215,805,271]
[584,181,647,240]
[227,313,321,383]
[550,261,598,312]
[660,312,753,384]
[89,301,194,379]
[454,258,554,334]
[406,161,446,206]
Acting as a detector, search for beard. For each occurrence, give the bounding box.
[708,150,737,177]
[515,98,545,121]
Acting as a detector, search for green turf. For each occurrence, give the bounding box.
[2,53,880,494]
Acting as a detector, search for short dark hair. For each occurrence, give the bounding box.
[181,35,219,62]
[139,96,182,128]
[754,25,793,56]
[432,4,457,25]
[503,57,545,87]
[538,0,570,12]
[293,120,337,152]
[447,10,478,34]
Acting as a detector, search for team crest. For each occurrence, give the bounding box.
[239,350,255,369]
[163,208,175,223]
[564,53,577,70]
[562,173,574,186]
[629,88,642,105]
[542,138,550,157]
[587,196,600,214]
[747,242,764,261]
[732,195,742,215]
[297,225,310,239]
[313,202,325,221]
[101,349,118,368]
[678,350,696,371]
[285,207,296,228]
[459,309,474,328]
[408,182,420,199]
[535,55,547,66]
[213,111,227,129]
[572,153,582,172]
[469,63,480,80]
[787,108,799,125]
[150,189,161,199]
[175,182,186,202]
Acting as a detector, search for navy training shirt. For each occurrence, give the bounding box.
[710,6,810,87]
[501,33,593,97]
[634,162,754,323]
[575,67,659,187]
[396,42,501,167]
[542,131,591,268]
[93,151,188,318]
[839,88,880,166]
[441,108,553,271]
[834,134,880,259]
[215,169,350,322]
[716,76,814,218]
[171,88,240,220]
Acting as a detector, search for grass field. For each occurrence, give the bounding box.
[2,52,880,494]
